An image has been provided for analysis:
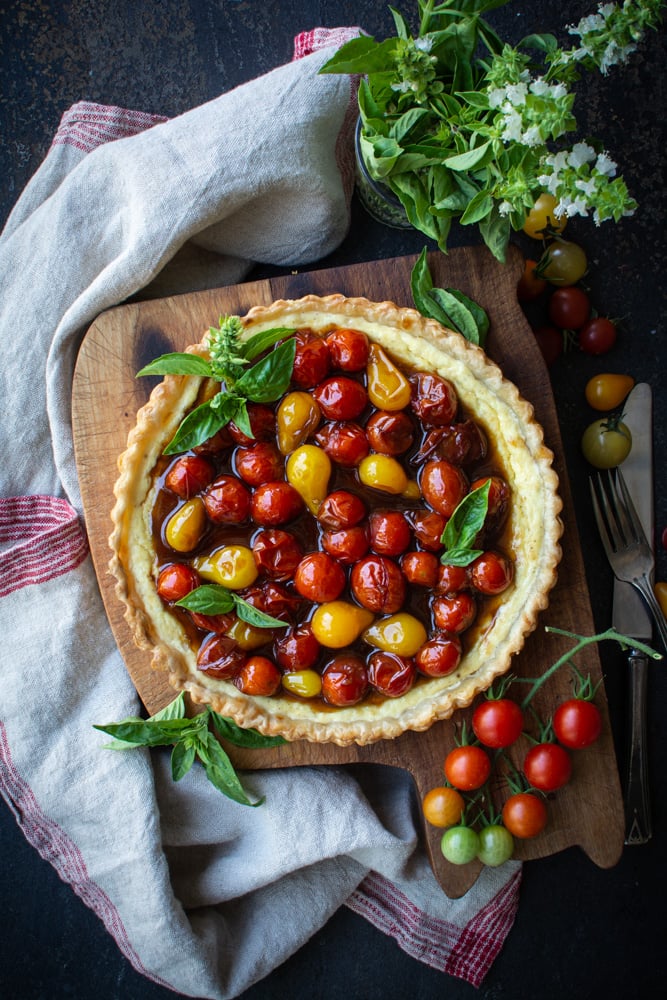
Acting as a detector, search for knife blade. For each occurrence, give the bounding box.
[612,382,653,845]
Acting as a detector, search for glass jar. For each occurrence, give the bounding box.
[354,117,412,230]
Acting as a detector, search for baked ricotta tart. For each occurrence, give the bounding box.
[109,294,563,746]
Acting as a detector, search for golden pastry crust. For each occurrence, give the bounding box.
[109,294,563,745]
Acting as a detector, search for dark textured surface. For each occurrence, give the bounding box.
[1,2,666,998]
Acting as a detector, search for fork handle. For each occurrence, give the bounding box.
[624,649,651,845]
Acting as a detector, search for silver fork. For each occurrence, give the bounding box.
[590,469,667,652]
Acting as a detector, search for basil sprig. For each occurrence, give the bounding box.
[94,692,285,806]
[411,249,489,348]
[137,316,295,455]
[176,584,289,630]
[440,479,491,567]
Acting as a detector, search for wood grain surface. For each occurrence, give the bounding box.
[72,245,624,898]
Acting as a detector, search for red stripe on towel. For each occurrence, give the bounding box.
[51,101,168,154]
[0,495,89,596]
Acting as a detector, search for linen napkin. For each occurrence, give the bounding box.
[0,29,521,998]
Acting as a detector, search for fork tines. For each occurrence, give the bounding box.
[590,468,647,556]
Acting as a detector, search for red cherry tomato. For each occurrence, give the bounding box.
[291,330,331,388]
[234,655,282,696]
[523,743,572,792]
[432,592,477,633]
[251,529,303,581]
[203,474,251,524]
[365,410,415,455]
[156,563,200,603]
[444,745,491,791]
[273,623,321,671]
[164,455,215,498]
[410,372,458,426]
[548,286,591,329]
[350,555,406,614]
[552,699,602,749]
[294,552,346,603]
[317,489,367,530]
[415,635,462,677]
[234,441,284,486]
[369,510,412,556]
[367,651,416,698]
[228,403,275,445]
[408,510,447,551]
[469,551,514,595]
[321,525,370,564]
[196,634,246,679]
[251,481,304,526]
[325,327,369,372]
[401,551,440,588]
[578,317,617,355]
[501,792,548,839]
[436,563,469,594]
[313,376,368,421]
[315,421,369,466]
[472,698,524,749]
[533,325,563,367]
[321,654,369,706]
[420,460,468,518]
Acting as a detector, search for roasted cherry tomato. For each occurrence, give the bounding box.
[294,552,346,603]
[420,460,468,518]
[548,286,590,330]
[291,330,331,388]
[579,317,617,355]
[350,554,406,614]
[585,374,634,411]
[315,421,369,466]
[203,474,251,524]
[422,786,466,828]
[273,623,321,671]
[365,410,415,455]
[432,592,476,633]
[321,525,370,564]
[522,193,567,239]
[228,403,275,445]
[156,563,200,603]
[472,698,524,749]
[234,441,284,486]
[401,551,440,588]
[164,455,215,498]
[317,489,366,529]
[369,510,412,556]
[321,654,369,706]
[313,376,368,421]
[415,635,462,677]
[501,792,548,839]
[523,742,572,792]
[251,529,303,581]
[410,372,458,426]
[367,651,416,698]
[325,327,369,372]
[552,699,602,749]
[537,239,587,286]
[444,745,491,791]
[581,417,632,469]
[251,481,305,525]
[517,259,547,302]
[234,655,282,696]
[469,551,514,595]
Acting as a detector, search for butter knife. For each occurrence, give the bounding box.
[612,383,653,845]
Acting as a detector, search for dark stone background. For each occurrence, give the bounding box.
[1,2,665,998]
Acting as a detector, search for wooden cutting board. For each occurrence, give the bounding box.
[72,245,624,898]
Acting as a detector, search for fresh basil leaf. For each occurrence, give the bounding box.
[171,740,197,781]
[445,289,490,347]
[428,288,481,344]
[459,189,494,226]
[163,397,231,455]
[93,716,204,748]
[478,206,510,263]
[235,338,296,403]
[150,692,187,722]
[207,708,287,748]
[410,247,434,318]
[318,36,399,76]
[232,594,289,629]
[137,353,213,378]
[228,397,254,440]
[441,480,491,565]
[196,731,262,806]
[241,327,294,362]
[176,585,236,615]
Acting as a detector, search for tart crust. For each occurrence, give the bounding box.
[109,294,563,745]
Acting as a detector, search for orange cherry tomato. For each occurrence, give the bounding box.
[585,374,635,411]
[422,786,466,828]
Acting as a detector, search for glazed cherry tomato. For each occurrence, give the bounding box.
[196,634,246,678]
[367,651,416,698]
[469,551,514,595]
[313,376,368,421]
[251,528,303,580]
[477,825,514,866]
[365,410,415,455]
[234,441,284,486]
[410,372,458,426]
[552,698,602,749]
[585,374,634,411]
[537,239,587,286]
[291,330,330,388]
[581,417,632,469]
[190,610,236,634]
[294,552,346,603]
[444,745,491,791]
[501,792,548,839]
[321,654,369,706]
[579,317,617,355]
[203,474,251,524]
[228,403,275,445]
[408,510,447,551]
[522,193,567,239]
[418,421,487,466]
[315,421,369,466]
[436,563,469,594]
[164,455,215,498]
[472,698,523,749]
[350,554,406,614]
[273,623,321,671]
[317,489,367,529]
[432,592,476,633]
[422,786,465,828]
[251,481,304,526]
[533,325,563,367]
[440,825,480,865]
[156,563,200,603]
[401,551,440,588]
[369,510,412,557]
[325,327,369,371]
[233,655,282,696]
[321,525,370,565]
[517,259,547,302]
[242,581,299,622]
[420,460,468,518]
[548,286,590,329]
[523,742,572,792]
[415,635,462,677]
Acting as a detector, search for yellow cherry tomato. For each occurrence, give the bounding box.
[310,601,375,648]
[225,618,272,650]
[358,454,408,495]
[164,497,206,552]
[654,582,667,618]
[422,786,466,828]
[281,670,323,698]
[276,392,321,455]
[286,444,331,514]
[366,343,412,410]
[522,193,567,239]
[193,544,258,589]
[581,417,632,469]
[584,374,635,411]
[363,612,427,657]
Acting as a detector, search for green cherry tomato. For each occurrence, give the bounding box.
[440,825,480,865]
[537,239,587,286]
[477,825,515,867]
[581,417,632,469]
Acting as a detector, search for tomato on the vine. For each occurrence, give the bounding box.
[579,317,617,355]
[440,825,480,865]
[581,416,632,469]
[553,699,602,749]
[523,742,572,792]
[537,239,587,286]
[472,698,523,749]
[585,374,634,411]
[517,259,547,302]
[502,793,548,839]
[444,745,491,791]
[533,325,563,367]
[548,286,590,330]
[477,825,515,866]
[422,786,465,828]
[522,193,567,239]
